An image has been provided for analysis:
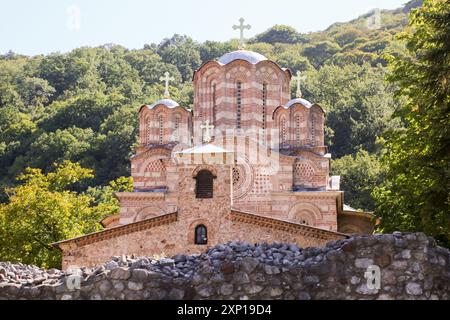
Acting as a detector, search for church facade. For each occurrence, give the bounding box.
[54,50,375,269]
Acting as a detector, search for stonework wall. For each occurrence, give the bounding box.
[1,233,449,300]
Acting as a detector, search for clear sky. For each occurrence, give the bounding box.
[0,0,407,56]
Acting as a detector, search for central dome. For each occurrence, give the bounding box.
[218,50,268,65]
[147,98,180,109]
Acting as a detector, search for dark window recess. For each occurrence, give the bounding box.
[195,224,208,245]
[195,170,214,198]
[237,82,242,129]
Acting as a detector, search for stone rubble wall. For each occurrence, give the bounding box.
[0,232,449,300]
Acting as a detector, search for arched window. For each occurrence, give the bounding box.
[195,170,214,198]
[212,83,217,126]
[236,81,242,129]
[173,115,180,142]
[280,117,287,148]
[295,114,301,147]
[195,224,208,245]
[146,117,151,145]
[262,83,267,141]
[158,115,164,144]
[310,114,316,146]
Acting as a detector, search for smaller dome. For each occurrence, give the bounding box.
[284,98,313,109]
[147,98,180,109]
[218,50,268,65]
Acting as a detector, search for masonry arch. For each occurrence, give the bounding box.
[134,206,166,222]
[187,219,215,245]
[288,203,322,227]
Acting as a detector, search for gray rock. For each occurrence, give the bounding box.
[110,267,131,280]
[356,284,378,295]
[298,292,311,300]
[219,283,234,296]
[61,294,73,300]
[270,287,284,297]
[303,275,319,285]
[233,272,250,284]
[159,258,175,267]
[168,288,185,300]
[127,281,143,291]
[173,255,186,263]
[113,281,125,292]
[131,269,148,281]
[196,284,215,298]
[244,284,264,295]
[406,282,423,296]
[239,257,259,274]
[350,276,361,285]
[354,258,374,269]
[104,261,119,270]
[99,280,112,293]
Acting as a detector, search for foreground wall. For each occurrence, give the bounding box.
[0,233,449,300]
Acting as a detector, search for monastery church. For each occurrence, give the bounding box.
[54,20,375,269]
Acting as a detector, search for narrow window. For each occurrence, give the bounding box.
[146,117,151,145]
[311,114,316,146]
[212,83,217,126]
[158,115,164,144]
[236,81,242,129]
[262,83,267,131]
[195,170,214,198]
[280,117,287,148]
[173,115,180,142]
[295,114,301,147]
[195,225,208,245]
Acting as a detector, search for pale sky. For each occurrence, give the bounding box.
[0,0,407,56]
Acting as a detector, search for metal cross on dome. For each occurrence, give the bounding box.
[160,71,174,97]
[200,120,215,143]
[293,71,307,98]
[233,18,251,50]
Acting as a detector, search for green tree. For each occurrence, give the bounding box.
[17,77,55,107]
[124,50,182,85]
[199,41,234,63]
[333,28,364,47]
[373,0,450,246]
[252,25,303,44]
[275,50,313,72]
[0,161,104,268]
[304,63,398,157]
[25,127,97,171]
[302,41,341,68]
[332,148,385,211]
[85,176,133,217]
[157,34,202,81]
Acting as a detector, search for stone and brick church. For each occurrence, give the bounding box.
[54,48,375,269]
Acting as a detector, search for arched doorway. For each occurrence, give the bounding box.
[194,224,208,245]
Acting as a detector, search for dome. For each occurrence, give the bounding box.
[218,50,268,65]
[284,98,313,109]
[146,98,180,109]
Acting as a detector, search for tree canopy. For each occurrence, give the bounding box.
[373,0,450,246]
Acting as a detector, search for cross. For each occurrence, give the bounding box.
[200,120,215,143]
[233,18,251,50]
[293,71,307,98]
[160,71,174,97]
